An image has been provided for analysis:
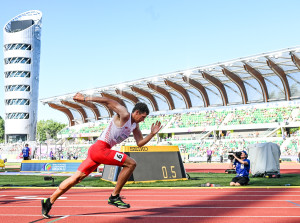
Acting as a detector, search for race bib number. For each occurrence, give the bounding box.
[114,152,124,162]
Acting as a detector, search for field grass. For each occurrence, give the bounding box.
[0,172,299,187]
[1,162,299,187]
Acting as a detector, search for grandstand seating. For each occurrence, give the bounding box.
[171,110,229,128]
[225,107,296,125]
[1,136,298,161]
[57,104,300,136]
[2,102,300,162]
[58,120,108,137]
[139,114,173,130]
[54,102,300,159]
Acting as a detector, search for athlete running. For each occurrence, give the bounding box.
[41,92,163,218]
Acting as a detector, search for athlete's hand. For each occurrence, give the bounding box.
[73,92,85,102]
[150,121,163,135]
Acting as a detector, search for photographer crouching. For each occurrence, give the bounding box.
[229,151,250,186]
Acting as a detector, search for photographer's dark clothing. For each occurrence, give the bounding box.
[232,176,249,186]
[234,158,250,177]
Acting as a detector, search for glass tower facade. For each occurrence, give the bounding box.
[3,10,42,143]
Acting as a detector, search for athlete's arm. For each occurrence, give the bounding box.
[73,92,129,122]
[133,121,162,147]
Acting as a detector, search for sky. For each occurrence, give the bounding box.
[1,0,300,124]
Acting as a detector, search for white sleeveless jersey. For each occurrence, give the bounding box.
[98,114,137,147]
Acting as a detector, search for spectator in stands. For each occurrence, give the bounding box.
[219,149,224,163]
[21,144,31,160]
[229,151,250,186]
[298,151,300,163]
[207,148,212,163]
[41,92,162,219]
[67,152,72,160]
[32,147,38,159]
[283,131,287,140]
[73,153,78,160]
[50,150,54,160]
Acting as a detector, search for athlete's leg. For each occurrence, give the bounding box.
[41,170,88,218]
[112,156,136,196]
[50,171,87,203]
[42,142,101,218]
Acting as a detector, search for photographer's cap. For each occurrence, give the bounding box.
[242,150,248,157]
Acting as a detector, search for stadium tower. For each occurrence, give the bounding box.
[3,10,42,143]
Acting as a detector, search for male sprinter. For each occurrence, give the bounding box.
[41,92,162,218]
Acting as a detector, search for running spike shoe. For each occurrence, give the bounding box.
[41,198,52,218]
[108,195,130,209]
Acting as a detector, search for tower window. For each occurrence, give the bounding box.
[4,43,31,51]
[4,57,31,64]
[5,85,30,92]
[5,71,30,78]
[6,113,29,119]
[5,99,30,105]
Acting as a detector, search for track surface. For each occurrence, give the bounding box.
[1,187,300,223]
[184,162,300,174]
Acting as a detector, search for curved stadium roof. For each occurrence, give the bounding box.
[40,46,300,126]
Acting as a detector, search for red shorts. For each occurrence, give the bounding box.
[78,140,127,175]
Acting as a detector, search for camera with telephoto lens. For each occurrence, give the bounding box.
[228,151,242,161]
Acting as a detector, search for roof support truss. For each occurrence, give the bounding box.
[266,59,291,100]
[75,100,100,121]
[101,93,127,108]
[222,68,248,104]
[244,63,269,102]
[48,103,75,126]
[182,76,210,107]
[201,71,228,106]
[147,83,175,110]
[115,89,139,104]
[61,100,88,123]
[291,53,300,71]
[131,86,159,111]
[164,79,192,109]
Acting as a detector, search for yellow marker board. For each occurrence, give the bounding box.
[102,145,187,182]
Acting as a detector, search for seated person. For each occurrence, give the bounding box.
[229,151,250,186]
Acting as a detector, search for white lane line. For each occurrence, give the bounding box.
[14,196,67,200]
[125,195,300,197]
[0,214,300,218]
[47,215,70,223]
[0,206,299,209]
[3,194,300,197]
[2,190,300,193]
[3,199,300,202]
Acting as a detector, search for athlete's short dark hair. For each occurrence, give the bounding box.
[132,102,149,115]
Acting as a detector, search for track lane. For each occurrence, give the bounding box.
[1,188,300,223]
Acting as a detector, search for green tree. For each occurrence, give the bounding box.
[0,116,4,143]
[36,120,67,142]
